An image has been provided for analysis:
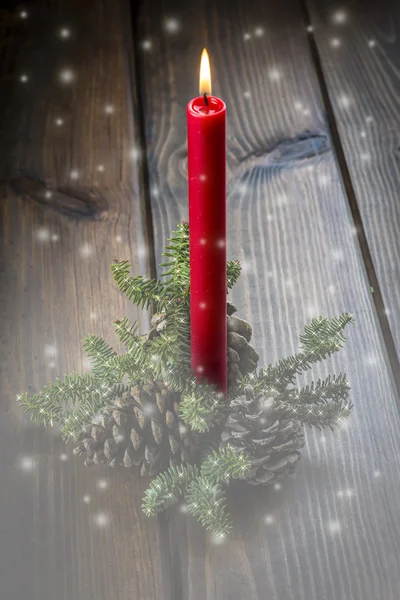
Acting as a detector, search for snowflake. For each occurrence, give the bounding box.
[36,227,50,242]
[265,514,275,525]
[164,18,180,33]
[332,10,347,24]
[268,68,281,81]
[97,479,108,490]
[93,512,110,527]
[338,94,352,109]
[105,104,115,114]
[59,28,71,39]
[327,520,341,534]
[141,39,152,51]
[45,344,57,358]
[243,33,252,41]
[83,495,91,504]
[96,164,105,172]
[330,38,341,48]
[20,456,36,471]
[20,74,29,83]
[70,169,79,179]
[59,68,75,84]
[60,453,68,461]
[368,40,376,48]
[243,91,251,99]
[19,10,28,19]
[306,25,314,33]
[79,243,92,258]
[254,27,264,37]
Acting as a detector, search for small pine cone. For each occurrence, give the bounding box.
[220,385,305,486]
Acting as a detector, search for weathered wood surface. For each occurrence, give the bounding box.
[0,2,167,599]
[138,0,400,598]
[306,0,400,363]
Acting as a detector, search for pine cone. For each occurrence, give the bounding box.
[220,385,305,485]
[147,302,259,385]
[73,304,259,476]
[73,380,201,476]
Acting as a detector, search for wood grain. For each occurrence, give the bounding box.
[305,0,400,365]
[0,1,168,599]
[138,0,400,598]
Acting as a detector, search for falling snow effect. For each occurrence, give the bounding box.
[19,10,28,19]
[96,164,105,172]
[44,190,52,199]
[254,27,264,37]
[97,479,108,490]
[164,17,180,33]
[373,470,382,478]
[20,74,28,83]
[368,40,376,48]
[265,515,275,525]
[83,495,91,504]
[332,10,347,24]
[45,344,57,358]
[79,243,93,258]
[330,38,341,48]
[338,95,352,109]
[243,91,251,99]
[36,228,50,242]
[93,512,110,527]
[243,33,252,41]
[268,68,281,81]
[105,104,115,114]
[273,482,282,491]
[327,520,341,534]
[59,28,71,39]
[307,25,314,33]
[20,456,36,471]
[60,453,68,461]
[55,118,64,126]
[59,68,75,84]
[141,40,152,51]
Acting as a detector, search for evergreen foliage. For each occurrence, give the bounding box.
[16,221,354,537]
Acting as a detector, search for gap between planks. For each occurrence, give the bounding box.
[299,0,400,401]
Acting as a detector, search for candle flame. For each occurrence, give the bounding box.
[199,48,212,96]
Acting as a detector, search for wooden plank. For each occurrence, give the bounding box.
[0,2,169,599]
[305,0,400,366]
[137,0,400,598]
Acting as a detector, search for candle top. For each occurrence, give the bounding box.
[188,96,226,116]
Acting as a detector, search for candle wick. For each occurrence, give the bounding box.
[203,93,209,106]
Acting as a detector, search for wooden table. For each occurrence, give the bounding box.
[1,0,400,598]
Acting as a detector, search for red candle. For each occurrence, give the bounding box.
[187,49,227,398]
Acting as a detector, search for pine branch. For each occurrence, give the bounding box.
[159,222,242,294]
[200,446,251,483]
[287,374,350,405]
[61,382,128,440]
[16,372,110,431]
[83,335,118,381]
[286,399,352,430]
[142,463,199,516]
[111,260,172,311]
[252,313,354,390]
[300,313,354,357]
[186,477,232,537]
[227,259,241,290]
